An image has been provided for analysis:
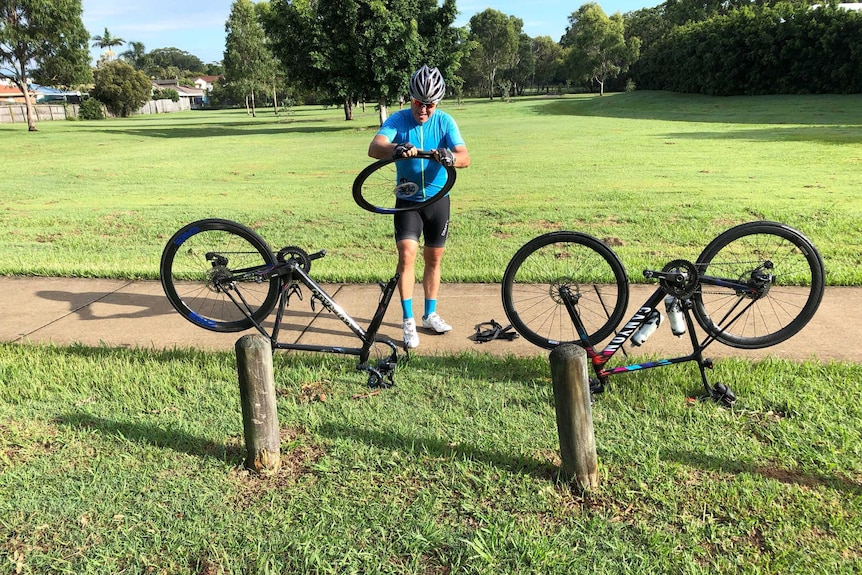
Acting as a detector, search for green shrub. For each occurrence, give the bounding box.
[90,60,151,117]
[78,98,105,120]
[152,88,180,102]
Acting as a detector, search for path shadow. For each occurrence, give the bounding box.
[36,289,177,321]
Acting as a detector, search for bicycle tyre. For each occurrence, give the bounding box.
[692,221,824,349]
[352,152,456,214]
[160,219,280,332]
[502,231,630,349]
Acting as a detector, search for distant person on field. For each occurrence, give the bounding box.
[367,65,470,349]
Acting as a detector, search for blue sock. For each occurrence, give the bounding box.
[401,299,414,320]
[424,299,437,319]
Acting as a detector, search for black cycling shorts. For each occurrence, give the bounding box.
[394,194,450,248]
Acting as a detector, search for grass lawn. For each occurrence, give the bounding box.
[1,92,861,573]
[1,344,860,574]
[1,91,860,283]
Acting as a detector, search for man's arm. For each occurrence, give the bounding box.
[450,144,470,168]
[368,134,409,159]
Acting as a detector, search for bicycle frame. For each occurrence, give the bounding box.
[559,270,760,401]
[219,254,401,387]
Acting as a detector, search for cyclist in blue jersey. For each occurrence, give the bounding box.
[368,65,470,349]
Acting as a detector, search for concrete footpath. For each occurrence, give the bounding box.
[1,276,859,363]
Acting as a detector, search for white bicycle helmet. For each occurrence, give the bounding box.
[408,65,446,104]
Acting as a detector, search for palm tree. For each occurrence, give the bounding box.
[120,41,148,69]
[91,27,125,60]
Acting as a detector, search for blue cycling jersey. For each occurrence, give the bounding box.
[376,109,465,202]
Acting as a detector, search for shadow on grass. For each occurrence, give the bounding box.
[88,122,373,139]
[664,448,862,497]
[531,91,862,127]
[315,420,561,482]
[55,411,245,464]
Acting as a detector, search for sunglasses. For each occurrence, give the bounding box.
[412,99,436,110]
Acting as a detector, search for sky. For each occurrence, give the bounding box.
[81,0,659,65]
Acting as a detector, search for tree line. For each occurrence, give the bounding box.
[229,0,861,119]
[2,0,859,131]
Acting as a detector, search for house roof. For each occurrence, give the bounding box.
[0,84,26,97]
[150,81,204,97]
[29,84,80,96]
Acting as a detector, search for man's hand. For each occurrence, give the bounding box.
[393,142,416,158]
[435,147,455,167]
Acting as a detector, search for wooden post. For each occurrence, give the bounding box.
[549,343,598,491]
[236,334,281,474]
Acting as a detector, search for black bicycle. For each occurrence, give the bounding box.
[160,152,455,387]
[501,221,825,404]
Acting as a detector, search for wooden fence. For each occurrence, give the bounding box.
[0,98,191,124]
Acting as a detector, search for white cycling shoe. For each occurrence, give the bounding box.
[422,312,452,333]
[402,318,420,349]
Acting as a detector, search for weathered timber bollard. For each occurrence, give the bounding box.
[549,343,598,491]
[236,334,281,474]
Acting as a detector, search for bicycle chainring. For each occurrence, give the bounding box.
[276,246,312,273]
[660,259,699,298]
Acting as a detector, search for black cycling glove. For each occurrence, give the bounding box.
[436,147,455,167]
[393,142,415,158]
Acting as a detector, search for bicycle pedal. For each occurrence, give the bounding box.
[709,383,736,407]
[589,378,605,395]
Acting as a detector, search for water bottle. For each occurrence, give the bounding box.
[664,295,686,336]
[631,310,662,346]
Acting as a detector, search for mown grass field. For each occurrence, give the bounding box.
[1,92,861,574]
[1,91,860,283]
[1,345,860,574]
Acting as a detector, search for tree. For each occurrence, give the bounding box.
[0,0,91,131]
[532,35,564,94]
[90,60,151,117]
[91,27,124,60]
[146,47,205,76]
[465,9,522,100]
[120,41,149,70]
[264,0,462,123]
[561,3,640,96]
[224,0,275,117]
[508,33,536,96]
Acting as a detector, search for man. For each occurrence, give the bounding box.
[367,65,470,349]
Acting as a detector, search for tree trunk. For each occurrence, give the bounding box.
[251,91,257,117]
[245,95,251,115]
[377,98,388,126]
[272,83,279,116]
[343,97,354,121]
[15,78,37,132]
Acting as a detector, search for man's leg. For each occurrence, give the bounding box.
[397,239,421,348]
[422,246,444,303]
[397,239,419,307]
[421,246,452,333]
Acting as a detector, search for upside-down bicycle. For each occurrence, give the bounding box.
[159,151,455,387]
[501,221,825,405]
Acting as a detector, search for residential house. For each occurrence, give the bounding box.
[0,82,28,104]
[151,79,206,109]
[30,84,82,104]
[194,75,220,92]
